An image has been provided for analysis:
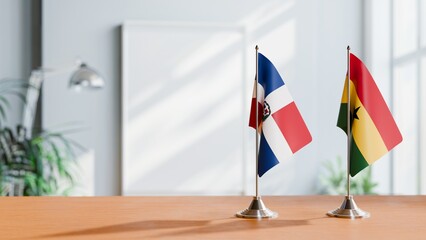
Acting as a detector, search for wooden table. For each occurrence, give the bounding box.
[1,196,425,239]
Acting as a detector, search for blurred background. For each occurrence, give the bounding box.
[0,0,424,196]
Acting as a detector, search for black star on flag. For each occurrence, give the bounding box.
[353,106,360,120]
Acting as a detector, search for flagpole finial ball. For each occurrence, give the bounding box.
[255,45,259,50]
[347,45,351,51]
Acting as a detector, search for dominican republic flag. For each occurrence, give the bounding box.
[249,53,312,177]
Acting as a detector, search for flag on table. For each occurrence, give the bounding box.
[249,53,312,177]
[337,53,403,177]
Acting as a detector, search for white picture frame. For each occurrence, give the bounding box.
[121,21,248,195]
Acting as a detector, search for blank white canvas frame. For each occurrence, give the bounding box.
[121,21,248,195]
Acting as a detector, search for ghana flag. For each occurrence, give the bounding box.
[337,53,402,177]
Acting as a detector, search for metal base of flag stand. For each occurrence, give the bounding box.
[327,195,370,219]
[236,196,278,219]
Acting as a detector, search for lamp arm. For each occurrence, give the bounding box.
[21,71,43,137]
[21,61,79,137]
[34,60,82,78]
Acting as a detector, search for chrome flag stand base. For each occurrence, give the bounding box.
[236,196,278,219]
[327,195,370,219]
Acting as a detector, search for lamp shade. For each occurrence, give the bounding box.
[69,63,104,90]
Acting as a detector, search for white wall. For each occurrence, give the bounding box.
[365,0,426,195]
[0,0,32,127]
[364,0,393,194]
[42,0,363,195]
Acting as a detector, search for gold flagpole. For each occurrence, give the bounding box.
[327,46,369,219]
[346,45,351,198]
[236,45,277,219]
[255,45,259,198]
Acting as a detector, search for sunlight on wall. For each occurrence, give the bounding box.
[240,0,294,31]
[173,31,244,79]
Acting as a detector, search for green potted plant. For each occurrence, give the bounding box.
[0,79,80,196]
[318,156,378,195]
